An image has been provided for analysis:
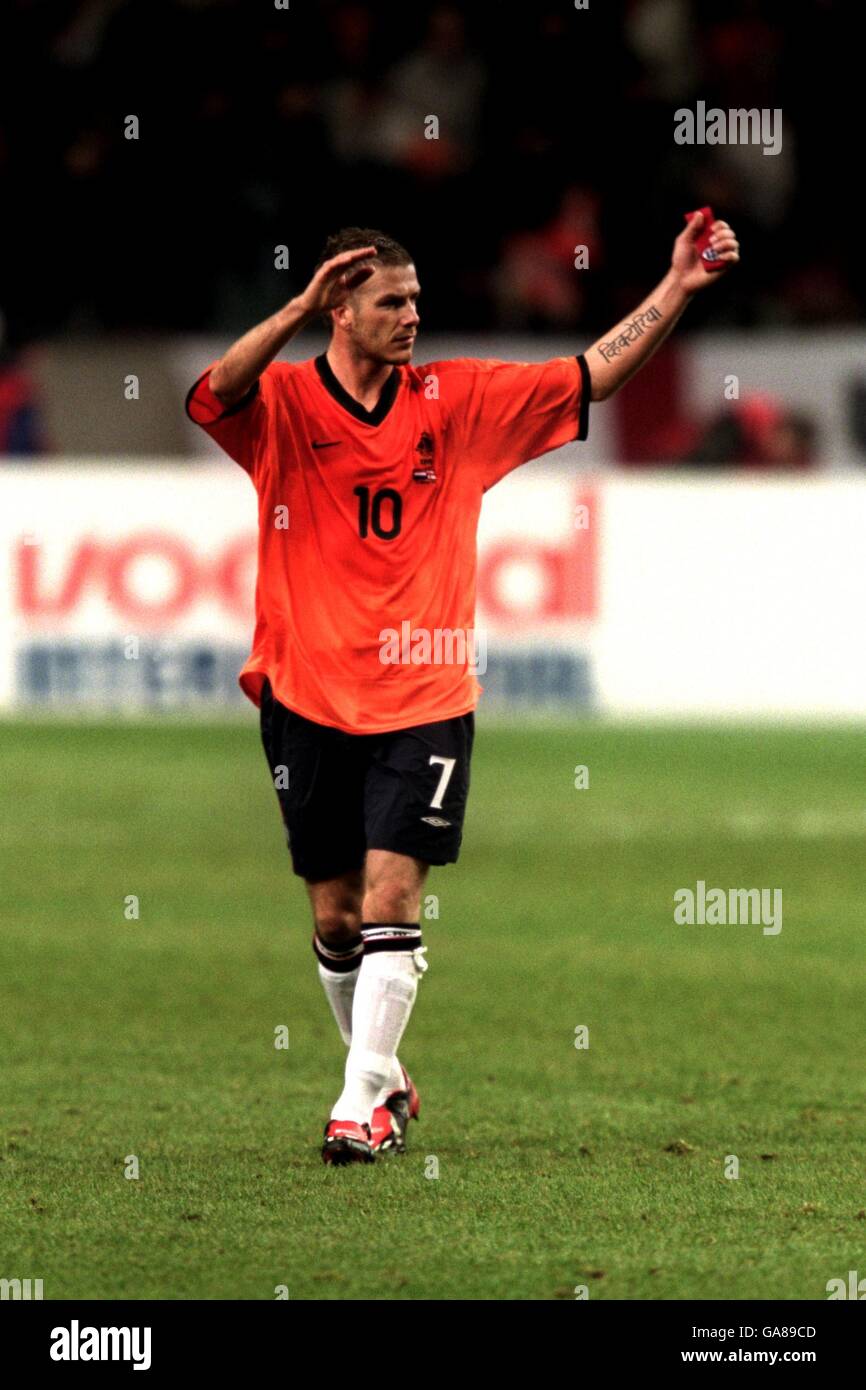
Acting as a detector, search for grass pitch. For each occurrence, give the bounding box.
[1,717,863,1300]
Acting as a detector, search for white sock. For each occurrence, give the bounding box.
[313,932,364,1046]
[317,962,359,1047]
[330,927,426,1126]
[314,936,404,1099]
[374,1056,406,1106]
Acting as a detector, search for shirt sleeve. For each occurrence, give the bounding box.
[184,363,275,479]
[443,355,591,491]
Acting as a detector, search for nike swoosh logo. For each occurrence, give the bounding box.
[312,440,341,449]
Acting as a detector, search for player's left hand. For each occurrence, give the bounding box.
[672,212,740,295]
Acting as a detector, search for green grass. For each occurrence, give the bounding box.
[1,718,864,1300]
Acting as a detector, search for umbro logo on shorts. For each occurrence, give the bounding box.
[421,815,451,828]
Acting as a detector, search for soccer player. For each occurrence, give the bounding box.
[186,214,739,1164]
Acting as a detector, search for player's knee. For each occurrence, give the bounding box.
[363,880,418,923]
[314,908,362,944]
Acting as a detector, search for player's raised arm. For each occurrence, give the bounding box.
[586,212,740,402]
[208,246,379,406]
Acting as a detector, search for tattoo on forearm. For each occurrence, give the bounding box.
[596,304,663,363]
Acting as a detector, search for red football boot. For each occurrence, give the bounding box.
[321,1119,375,1166]
[370,1067,420,1155]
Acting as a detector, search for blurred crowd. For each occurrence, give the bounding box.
[0,0,859,345]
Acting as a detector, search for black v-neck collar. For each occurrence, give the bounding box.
[314,353,399,426]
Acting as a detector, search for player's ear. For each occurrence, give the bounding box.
[332,300,353,331]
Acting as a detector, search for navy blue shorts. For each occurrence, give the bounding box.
[259,679,474,882]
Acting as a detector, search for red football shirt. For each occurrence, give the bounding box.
[186,353,590,732]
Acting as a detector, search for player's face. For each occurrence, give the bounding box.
[345,263,421,364]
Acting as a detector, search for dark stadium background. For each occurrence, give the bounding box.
[0,0,860,349]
